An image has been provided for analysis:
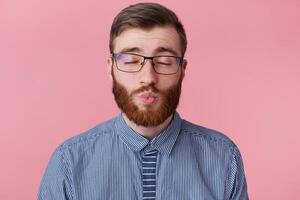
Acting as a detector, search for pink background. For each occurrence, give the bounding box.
[1,0,300,199]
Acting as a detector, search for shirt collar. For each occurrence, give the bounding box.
[114,112,182,156]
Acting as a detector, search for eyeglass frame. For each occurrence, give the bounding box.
[111,52,184,75]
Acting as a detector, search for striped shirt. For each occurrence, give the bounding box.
[38,112,248,200]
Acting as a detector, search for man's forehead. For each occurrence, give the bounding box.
[113,27,181,55]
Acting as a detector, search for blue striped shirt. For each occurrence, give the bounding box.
[38,112,248,200]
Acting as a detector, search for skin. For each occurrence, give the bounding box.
[108,26,187,139]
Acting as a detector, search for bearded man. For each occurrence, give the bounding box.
[38,3,248,200]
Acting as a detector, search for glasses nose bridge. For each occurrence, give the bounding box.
[141,56,155,67]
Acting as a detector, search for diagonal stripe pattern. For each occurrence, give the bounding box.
[142,149,158,200]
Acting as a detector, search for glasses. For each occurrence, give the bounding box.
[112,52,183,75]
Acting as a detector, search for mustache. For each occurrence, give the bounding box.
[131,84,160,96]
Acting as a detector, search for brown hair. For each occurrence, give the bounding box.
[109,2,187,57]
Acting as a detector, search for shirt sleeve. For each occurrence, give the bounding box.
[38,147,74,200]
[225,146,249,200]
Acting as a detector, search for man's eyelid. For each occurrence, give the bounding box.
[154,55,178,58]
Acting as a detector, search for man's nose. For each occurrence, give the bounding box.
[139,59,158,85]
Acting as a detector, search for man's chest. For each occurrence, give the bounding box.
[71,154,226,200]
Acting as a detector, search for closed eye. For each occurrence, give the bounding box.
[156,61,172,66]
[124,60,140,64]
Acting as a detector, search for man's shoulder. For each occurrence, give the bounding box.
[180,119,237,150]
[56,116,117,152]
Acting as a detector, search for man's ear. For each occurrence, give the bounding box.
[107,57,113,80]
[181,59,187,78]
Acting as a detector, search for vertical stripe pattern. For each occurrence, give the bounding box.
[142,149,158,200]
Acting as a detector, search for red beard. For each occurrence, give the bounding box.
[112,74,183,127]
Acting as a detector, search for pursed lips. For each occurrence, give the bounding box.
[137,92,158,104]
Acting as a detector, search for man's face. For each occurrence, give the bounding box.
[108,26,187,127]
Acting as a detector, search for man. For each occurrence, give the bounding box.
[38,3,248,200]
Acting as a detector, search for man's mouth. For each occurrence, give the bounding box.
[138,92,158,105]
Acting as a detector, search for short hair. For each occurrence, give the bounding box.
[109,2,187,57]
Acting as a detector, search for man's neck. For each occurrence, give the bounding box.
[122,113,173,140]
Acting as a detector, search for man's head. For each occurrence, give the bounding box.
[109,2,187,57]
[108,3,188,127]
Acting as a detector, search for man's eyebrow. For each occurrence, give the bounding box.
[118,47,180,57]
[154,47,180,57]
[119,47,141,53]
